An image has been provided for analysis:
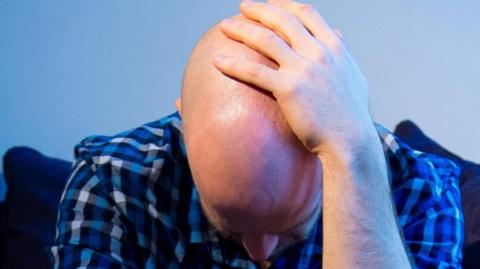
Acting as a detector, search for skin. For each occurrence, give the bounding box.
[178,16,323,261]
[179,0,413,267]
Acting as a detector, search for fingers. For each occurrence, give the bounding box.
[219,18,298,66]
[239,0,317,52]
[213,55,286,95]
[268,0,342,51]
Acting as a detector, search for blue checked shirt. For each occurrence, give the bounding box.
[50,112,464,268]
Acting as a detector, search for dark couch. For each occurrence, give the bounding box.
[0,121,479,268]
[0,147,71,269]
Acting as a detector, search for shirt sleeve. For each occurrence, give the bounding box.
[397,154,464,269]
[49,157,141,269]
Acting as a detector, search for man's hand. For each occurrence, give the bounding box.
[213,0,374,157]
[215,1,414,268]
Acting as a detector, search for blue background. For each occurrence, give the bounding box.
[1,0,479,172]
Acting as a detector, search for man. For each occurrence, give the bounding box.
[50,0,463,268]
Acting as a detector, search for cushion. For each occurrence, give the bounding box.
[394,120,480,265]
[1,147,71,269]
[0,173,5,266]
[464,241,480,269]
[0,173,6,202]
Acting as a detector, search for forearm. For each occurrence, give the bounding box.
[319,131,413,268]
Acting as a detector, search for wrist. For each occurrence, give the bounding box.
[316,123,381,166]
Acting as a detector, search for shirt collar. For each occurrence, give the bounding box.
[186,183,324,268]
[187,185,259,268]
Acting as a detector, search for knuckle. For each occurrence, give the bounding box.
[261,31,278,44]
[247,65,262,78]
[235,21,248,34]
[284,14,298,26]
[299,61,317,79]
[299,3,316,14]
[285,79,301,94]
[252,29,277,46]
[311,47,327,63]
[273,4,295,21]
[275,8,297,27]
[227,59,238,71]
[286,78,307,98]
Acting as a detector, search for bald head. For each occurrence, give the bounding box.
[180,18,322,261]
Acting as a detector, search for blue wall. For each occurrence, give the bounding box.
[1,0,479,172]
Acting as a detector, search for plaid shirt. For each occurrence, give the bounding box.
[50,112,463,269]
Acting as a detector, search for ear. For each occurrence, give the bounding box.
[175,98,182,117]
